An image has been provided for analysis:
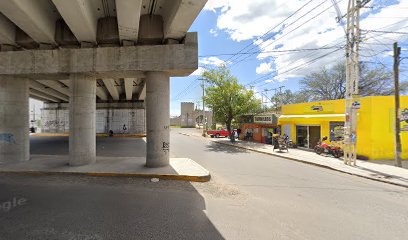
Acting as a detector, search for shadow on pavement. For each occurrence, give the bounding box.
[205,142,250,154]
[0,174,225,240]
[30,136,146,157]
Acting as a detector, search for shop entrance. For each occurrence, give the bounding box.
[309,126,321,149]
[296,125,321,149]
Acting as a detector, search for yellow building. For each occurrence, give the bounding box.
[279,96,408,160]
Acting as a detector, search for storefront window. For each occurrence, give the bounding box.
[296,126,308,148]
[296,125,321,149]
[329,121,344,141]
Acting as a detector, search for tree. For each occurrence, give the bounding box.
[202,65,261,142]
[300,62,407,101]
[263,89,312,112]
[275,89,312,105]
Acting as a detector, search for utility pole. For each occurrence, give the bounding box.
[393,42,402,167]
[201,78,207,137]
[272,86,284,113]
[344,0,370,166]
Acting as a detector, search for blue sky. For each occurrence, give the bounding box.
[169,0,408,116]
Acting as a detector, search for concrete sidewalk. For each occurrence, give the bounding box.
[179,129,408,187]
[210,138,408,187]
[0,155,210,182]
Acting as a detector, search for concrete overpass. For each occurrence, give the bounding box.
[0,0,206,167]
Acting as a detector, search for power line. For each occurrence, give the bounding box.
[223,0,316,65]
[230,0,334,68]
[172,79,201,101]
[362,30,408,35]
[246,47,344,88]
[198,46,344,58]
[228,1,325,66]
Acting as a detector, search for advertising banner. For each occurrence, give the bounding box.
[401,108,408,132]
[254,114,278,124]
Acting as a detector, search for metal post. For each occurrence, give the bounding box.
[202,78,207,137]
[394,42,402,167]
[344,0,365,166]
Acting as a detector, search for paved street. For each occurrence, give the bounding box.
[1,129,408,239]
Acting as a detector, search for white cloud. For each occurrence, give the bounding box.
[256,62,273,74]
[209,28,218,37]
[200,56,226,67]
[207,0,408,82]
[191,66,206,76]
[204,0,231,12]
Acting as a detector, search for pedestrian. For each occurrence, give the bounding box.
[237,128,241,139]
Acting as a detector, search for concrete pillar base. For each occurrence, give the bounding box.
[69,75,96,166]
[146,71,170,168]
[0,76,29,163]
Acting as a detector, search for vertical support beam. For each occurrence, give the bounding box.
[124,78,134,100]
[394,42,402,167]
[0,76,29,163]
[69,75,96,166]
[102,78,120,101]
[146,72,170,167]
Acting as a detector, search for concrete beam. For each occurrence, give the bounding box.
[124,78,134,100]
[162,0,207,41]
[0,13,16,46]
[29,80,69,102]
[138,81,146,101]
[138,14,163,45]
[30,80,69,102]
[116,0,142,45]
[102,79,120,101]
[96,85,109,101]
[51,0,98,43]
[0,0,58,44]
[59,79,71,88]
[0,33,198,77]
[29,88,61,103]
[29,94,50,103]
[37,80,70,96]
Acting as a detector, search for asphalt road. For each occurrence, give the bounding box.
[0,129,407,239]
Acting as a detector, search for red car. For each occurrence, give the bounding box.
[207,128,230,138]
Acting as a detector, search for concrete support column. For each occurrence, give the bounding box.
[0,76,29,163]
[146,71,170,167]
[69,75,96,166]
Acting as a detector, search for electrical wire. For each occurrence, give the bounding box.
[223,0,316,65]
[230,0,345,68]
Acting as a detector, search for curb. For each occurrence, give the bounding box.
[212,141,408,188]
[0,170,211,182]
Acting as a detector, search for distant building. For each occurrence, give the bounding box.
[181,102,195,127]
[171,102,213,128]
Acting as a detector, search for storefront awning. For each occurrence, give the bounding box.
[279,114,345,119]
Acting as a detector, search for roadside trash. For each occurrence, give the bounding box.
[151,178,160,182]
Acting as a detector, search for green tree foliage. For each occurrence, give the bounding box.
[262,89,310,113]
[202,65,261,141]
[299,62,407,101]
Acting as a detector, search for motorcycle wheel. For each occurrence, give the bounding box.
[332,150,340,158]
[315,146,323,155]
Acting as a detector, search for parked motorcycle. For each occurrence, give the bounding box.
[283,135,297,148]
[314,136,343,158]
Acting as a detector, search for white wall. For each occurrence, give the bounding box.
[41,108,145,134]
